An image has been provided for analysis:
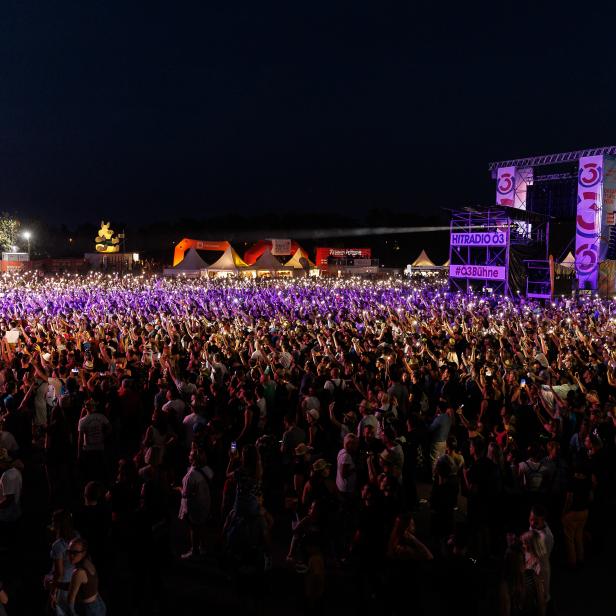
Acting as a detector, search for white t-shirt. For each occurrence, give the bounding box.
[178,381,197,398]
[182,413,206,447]
[179,465,214,523]
[163,398,187,421]
[336,448,356,494]
[0,467,22,506]
[324,378,345,394]
[78,413,110,451]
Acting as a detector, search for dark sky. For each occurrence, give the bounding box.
[1,1,614,225]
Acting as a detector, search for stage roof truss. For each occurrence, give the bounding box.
[489,145,616,174]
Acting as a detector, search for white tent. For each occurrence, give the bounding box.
[246,247,292,274]
[163,247,208,277]
[205,246,249,275]
[560,251,575,268]
[411,250,436,268]
[285,247,316,269]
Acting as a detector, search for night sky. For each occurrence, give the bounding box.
[1,2,614,225]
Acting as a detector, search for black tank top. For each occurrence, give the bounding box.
[76,561,99,602]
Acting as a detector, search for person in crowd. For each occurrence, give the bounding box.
[441,528,481,613]
[77,400,111,483]
[0,448,22,523]
[45,509,80,616]
[430,455,458,549]
[528,504,554,560]
[462,436,498,558]
[428,401,452,475]
[66,537,107,615]
[385,512,433,614]
[518,443,549,505]
[178,447,213,560]
[562,458,592,569]
[498,544,545,616]
[521,530,550,606]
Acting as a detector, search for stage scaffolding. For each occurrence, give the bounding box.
[448,207,551,297]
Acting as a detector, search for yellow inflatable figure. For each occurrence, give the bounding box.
[95,221,121,253]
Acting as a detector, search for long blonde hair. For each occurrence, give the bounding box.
[521,530,547,562]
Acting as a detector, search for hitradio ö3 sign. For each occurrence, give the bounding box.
[450,232,508,247]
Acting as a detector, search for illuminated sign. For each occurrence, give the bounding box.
[315,247,371,268]
[450,232,508,247]
[449,264,507,280]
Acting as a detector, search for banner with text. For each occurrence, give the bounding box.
[576,155,603,289]
[449,264,507,280]
[451,231,508,247]
[270,239,292,255]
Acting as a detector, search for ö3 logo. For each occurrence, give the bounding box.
[496,172,514,195]
[576,160,603,278]
[579,162,602,188]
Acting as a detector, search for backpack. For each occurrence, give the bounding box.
[327,379,346,407]
[522,460,545,492]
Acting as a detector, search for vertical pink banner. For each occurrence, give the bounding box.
[496,166,515,206]
[576,155,603,290]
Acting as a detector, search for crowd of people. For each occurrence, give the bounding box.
[0,271,613,615]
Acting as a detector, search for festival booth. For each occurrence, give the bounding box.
[163,248,208,277]
[284,248,319,277]
[202,246,248,278]
[244,248,293,278]
[172,239,230,267]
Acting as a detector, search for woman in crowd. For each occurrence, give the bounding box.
[45,510,80,616]
[66,538,106,616]
[499,544,545,616]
